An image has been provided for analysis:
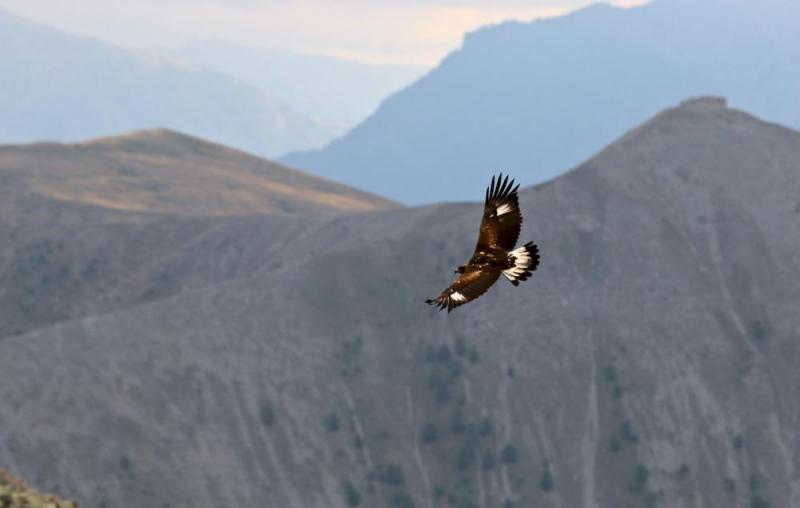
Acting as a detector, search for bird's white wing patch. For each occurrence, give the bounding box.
[503,245,532,280]
[450,291,467,302]
[496,203,513,216]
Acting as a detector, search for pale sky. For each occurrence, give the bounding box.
[0,0,648,66]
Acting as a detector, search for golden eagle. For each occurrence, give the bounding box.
[426,174,539,312]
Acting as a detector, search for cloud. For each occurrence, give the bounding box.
[0,0,648,65]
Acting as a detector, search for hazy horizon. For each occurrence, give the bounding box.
[0,0,647,66]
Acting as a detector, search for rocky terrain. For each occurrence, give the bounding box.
[1,98,799,508]
[0,468,78,508]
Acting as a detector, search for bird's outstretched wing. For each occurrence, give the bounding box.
[426,267,501,312]
[475,174,522,252]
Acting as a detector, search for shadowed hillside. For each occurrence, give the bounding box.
[1,99,799,507]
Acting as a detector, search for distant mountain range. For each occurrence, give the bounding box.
[2,98,799,508]
[283,0,800,204]
[176,40,427,138]
[0,8,335,157]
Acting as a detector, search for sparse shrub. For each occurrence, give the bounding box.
[450,411,467,434]
[723,476,736,493]
[455,444,475,471]
[750,495,772,508]
[433,485,446,498]
[343,481,361,507]
[478,418,492,438]
[619,421,638,443]
[435,345,453,363]
[447,362,461,381]
[428,369,451,405]
[677,464,689,477]
[324,412,341,432]
[733,434,744,450]
[751,320,770,342]
[609,436,622,453]
[501,444,518,465]
[390,492,414,508]
[628,464,649,493]
[260,401,275,427]
[374,464,405,486]
[540,463,554,492]
[612,385,624,399]
[644,492,660,508]
[455,337,467,356]
[603,365,617,383]
[507,367,515,379]
[420,422,439,444]
[467,348,480,365]
[119,454,132,473]
[481,451,497,470]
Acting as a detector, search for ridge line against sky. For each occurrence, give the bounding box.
[0,0,648,66]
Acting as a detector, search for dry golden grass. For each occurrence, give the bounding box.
[0,129,397,220]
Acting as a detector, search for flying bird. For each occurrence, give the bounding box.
[426,174,539,312]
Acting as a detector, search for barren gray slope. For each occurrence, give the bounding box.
[1,99,800,507]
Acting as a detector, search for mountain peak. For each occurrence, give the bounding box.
[79,128,224,157]
[677,96,728,111]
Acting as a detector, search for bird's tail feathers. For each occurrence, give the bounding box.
[502,241,540,286]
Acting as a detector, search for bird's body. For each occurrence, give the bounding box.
[426,174,540,312]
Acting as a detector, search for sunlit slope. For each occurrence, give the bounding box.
[0,128,397,219]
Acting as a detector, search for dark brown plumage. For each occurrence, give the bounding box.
[426,174,540,312]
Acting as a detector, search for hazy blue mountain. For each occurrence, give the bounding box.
[0,8,335,157]
[283,0,800,204]
[177,40,427,140]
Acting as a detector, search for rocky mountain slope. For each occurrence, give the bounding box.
[1,98,799,508]
[283,0,800,204]
[0,7,334,157]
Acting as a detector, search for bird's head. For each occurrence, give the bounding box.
[454,265,466,274]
